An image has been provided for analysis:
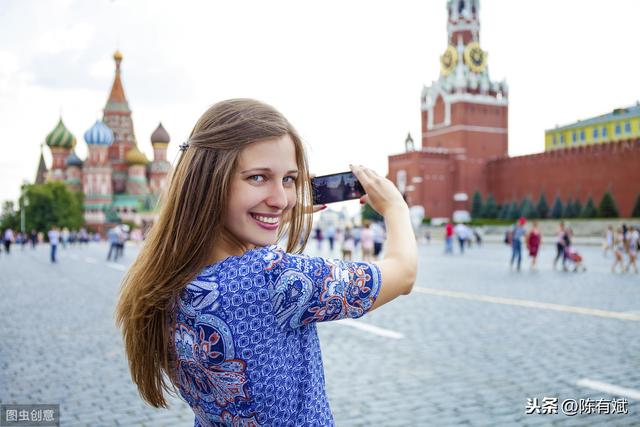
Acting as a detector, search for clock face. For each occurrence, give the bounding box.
[464,42,487,73]
[440,45,458,76]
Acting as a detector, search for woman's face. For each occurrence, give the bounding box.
[225,134,299,249]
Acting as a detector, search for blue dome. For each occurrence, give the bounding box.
[84,120,114,145]
[65,150,83,167]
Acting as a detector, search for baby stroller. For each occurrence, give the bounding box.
[564,245,586,272]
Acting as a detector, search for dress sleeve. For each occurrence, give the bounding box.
[262,246,381,330]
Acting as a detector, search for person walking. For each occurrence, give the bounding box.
[526,220,542,270]
[326,224,336,253]
[341,227,355,260]
[30,229,38,249]
[510,217,526,272]
[553,221,567,270]
[444,221,454,254]
[114,99,417,425]
[3,228,14,254]
[454,222,467,254]
[603,225,614,257]
[624,225,639,273]
[48,225,59,263]
[61,227,70,249]
[107,226,120,261]
[360,222,374,262]
[372,221,386,259]
[612,227,626,273]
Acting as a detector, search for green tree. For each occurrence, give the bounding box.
[21,182,85,232]
[520,197,537,219]
[536,193,549,219]
[508,200,521,220]
[631,194,640,217]
[550,196,563,219]
[471,191,483,219]
[481,193,498,218]
[580,196,597,218]
[597,191,619,218]
[562,198,575,218]
[572,199,582,218]
[0,200,19,231]
[361,203,383,223]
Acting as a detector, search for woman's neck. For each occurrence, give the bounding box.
[208,233,255,265]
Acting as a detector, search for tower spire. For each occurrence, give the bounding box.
[105,50,130,113]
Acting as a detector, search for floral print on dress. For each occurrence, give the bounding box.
[174,245,381,426]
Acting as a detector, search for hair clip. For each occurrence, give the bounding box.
[179,142,190,152]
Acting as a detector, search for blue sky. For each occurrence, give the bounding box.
[1,0,638,205]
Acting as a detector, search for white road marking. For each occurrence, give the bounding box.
[84,257,97,264]
[336,319,403,339]
[106,262,126,271]
[414,287,640,322]
[576,378,640,401]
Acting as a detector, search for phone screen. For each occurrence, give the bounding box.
[311,171,366,205]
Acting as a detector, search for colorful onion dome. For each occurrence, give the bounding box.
[84,120,114,145]
[125,145,148,165]
[45,118,76,149]
[150,122,170,144]
[65,150,83,168]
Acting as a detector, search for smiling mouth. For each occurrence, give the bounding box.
[250,213,280,229]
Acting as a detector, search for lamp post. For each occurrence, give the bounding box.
[20,180,29,234]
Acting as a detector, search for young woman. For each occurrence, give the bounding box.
[115,99,417,426]
[526,220,541,270]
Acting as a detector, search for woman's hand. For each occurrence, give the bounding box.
[350,165,407,217]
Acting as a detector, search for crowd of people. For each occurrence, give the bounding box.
[312,220,386,261]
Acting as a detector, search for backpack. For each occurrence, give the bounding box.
[504,230,512,245]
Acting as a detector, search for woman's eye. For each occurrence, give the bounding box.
[283,176,297,184]
[248,175,265,183]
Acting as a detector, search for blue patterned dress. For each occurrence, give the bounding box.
[173,245,381,426]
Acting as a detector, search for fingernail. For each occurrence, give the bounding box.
[320,205,328,210]
[359,200,365,205]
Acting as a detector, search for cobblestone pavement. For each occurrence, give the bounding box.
[1,239,638,426]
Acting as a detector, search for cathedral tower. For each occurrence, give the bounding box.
[83,120,114,227]
[148,122,171,197]
[45,118,75,182]
[103,50,137,194]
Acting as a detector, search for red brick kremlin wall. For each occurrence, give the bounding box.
[486,138,640,217]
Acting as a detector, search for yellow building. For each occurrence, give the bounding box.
[545,103,640,151]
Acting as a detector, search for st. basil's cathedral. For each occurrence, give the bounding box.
[389,0,640,220]
[36,50,171,234]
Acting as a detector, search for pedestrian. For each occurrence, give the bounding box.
[473,226,482,246]
[454,222,467,254]
[444,221,454,254]
[107,226,120,261]
[48,225,59,263]
[603,225,614,257]
[61,227,69,249]
[326,224,336,253]
[510,217,526,271]
[360,221,374,261]
[624,225,639,273]
[611,227,626,273]
[30,229,37,249]
[3,228,14,254]
[372,221,386,259]
[526,220,542,270]
[553,221,567,270]
[341,227,355,260]
[116,225,128,259]
[314,226,324,251]
[114,99,417,425]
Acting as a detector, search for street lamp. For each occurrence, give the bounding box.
[20,180,29,234]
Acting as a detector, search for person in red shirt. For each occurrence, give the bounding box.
[445,221,454,254]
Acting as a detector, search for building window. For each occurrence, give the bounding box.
[553,135,557,145]
[624,122,631,133]
[615,124,621,135]
[572,132,576,143]
[602,127,607,137]
[560,134,565,144]
[592,128,599,139]
[580,130,585,141]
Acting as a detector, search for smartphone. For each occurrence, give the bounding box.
[311,171,366,205]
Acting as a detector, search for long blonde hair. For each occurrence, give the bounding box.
[115,99,313,407]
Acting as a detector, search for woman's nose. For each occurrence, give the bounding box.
[266,183,288,209]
